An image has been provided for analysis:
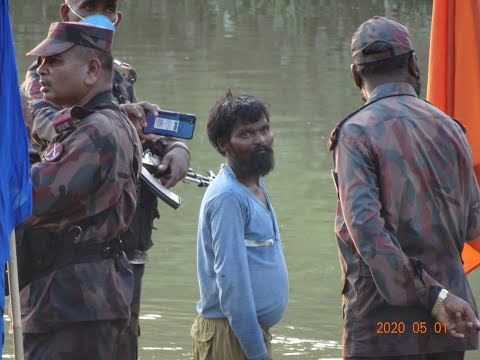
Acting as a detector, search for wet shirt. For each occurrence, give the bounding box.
[196,164,289,360]
[21,91,142,333]
[332,82,480,356]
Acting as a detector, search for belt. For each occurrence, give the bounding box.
[32,238,124,283]
[17,226,126,289]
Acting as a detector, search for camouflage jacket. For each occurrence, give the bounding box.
[20,91,142,333]
[22,59,189,263]
[330,82,479,356]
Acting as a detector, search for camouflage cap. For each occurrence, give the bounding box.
[351,16,413,65]
[27,22,113,57]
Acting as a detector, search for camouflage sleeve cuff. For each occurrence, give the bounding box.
[426,286,443,313]
[411,258,443,310]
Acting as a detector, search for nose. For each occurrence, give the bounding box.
[37,58,48,76]
[253,132,267,145]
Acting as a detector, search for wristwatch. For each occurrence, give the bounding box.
[431,288,449,318]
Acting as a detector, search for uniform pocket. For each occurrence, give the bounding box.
[191,318,215,360]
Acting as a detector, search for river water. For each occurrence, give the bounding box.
[6,0,480,359]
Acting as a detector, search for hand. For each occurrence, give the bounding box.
[155,147,191,188]
[434,292,480,338]
[264,355,273,360]
[121,101,160,140]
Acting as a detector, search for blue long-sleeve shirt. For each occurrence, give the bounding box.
[196,164,289,360]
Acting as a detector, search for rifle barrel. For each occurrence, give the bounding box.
[184,169,215,187]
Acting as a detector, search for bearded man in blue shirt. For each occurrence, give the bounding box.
[191,90,289,360]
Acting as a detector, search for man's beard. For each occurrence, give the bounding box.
[230,145,275,178]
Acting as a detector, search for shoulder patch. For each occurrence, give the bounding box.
[44,142,63,162]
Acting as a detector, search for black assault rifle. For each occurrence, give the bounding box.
[141,149,216,210]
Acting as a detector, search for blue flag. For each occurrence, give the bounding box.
[0,0,33,348]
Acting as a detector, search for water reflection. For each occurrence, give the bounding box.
[273,334,342,356]
[7,1,480,360]
[139,314,163,320]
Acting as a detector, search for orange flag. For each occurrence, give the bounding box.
[427,0,480,274]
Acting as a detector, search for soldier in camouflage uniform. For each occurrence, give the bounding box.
[18,21,142,359]
[21,1,191,359]
[329,16,480,360]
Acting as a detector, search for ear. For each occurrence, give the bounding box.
[114,11,123,28]
[84,58,102,86]
[408,52,420,79]
[217,137,227,154]
[60,3,70,21]
[351,64,362,89]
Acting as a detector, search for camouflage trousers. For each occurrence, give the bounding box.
[116,263,144,360]
[191,315,272,360]
[24,319,127,360]
[345,352,464,360]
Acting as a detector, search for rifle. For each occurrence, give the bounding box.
[141,149,216,209]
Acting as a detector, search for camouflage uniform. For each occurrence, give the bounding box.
[328,17,480,359]
[330,82,479,358]
[17,21,142,359]
[22,50,188,360]
[19,90,143,359]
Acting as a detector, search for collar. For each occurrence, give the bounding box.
[223,163,236,179]
[366,82,418,104]
[82,90,116,110]
[328,82,418,151]
[52,91,117,134]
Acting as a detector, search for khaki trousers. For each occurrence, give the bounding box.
[191,315,272,360]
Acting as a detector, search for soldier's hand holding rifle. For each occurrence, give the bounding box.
[156,146,190,188]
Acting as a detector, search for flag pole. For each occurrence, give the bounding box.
[7,231,24,360]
